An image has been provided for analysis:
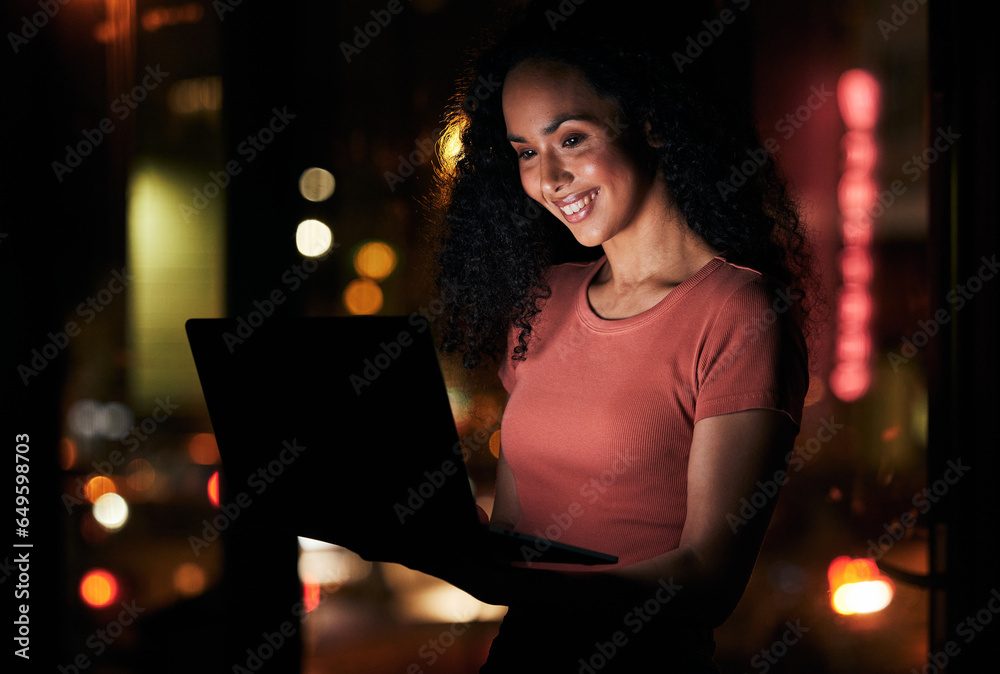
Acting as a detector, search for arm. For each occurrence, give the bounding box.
[419,408,796,627]
[605,407,797,625]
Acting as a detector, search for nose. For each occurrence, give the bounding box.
[540,152,571,197]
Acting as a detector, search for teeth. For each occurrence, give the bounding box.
[560,191,597,215]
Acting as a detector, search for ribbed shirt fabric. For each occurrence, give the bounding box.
[497,253,808,570]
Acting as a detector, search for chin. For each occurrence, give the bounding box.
[566,224,611,249]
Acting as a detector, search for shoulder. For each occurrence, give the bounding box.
[695,257,808,369]
[534,256,604,305]
[698,258,798,320]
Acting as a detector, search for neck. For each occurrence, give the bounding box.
[596,193,719,293]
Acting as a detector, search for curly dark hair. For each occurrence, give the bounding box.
[431,1,820,371]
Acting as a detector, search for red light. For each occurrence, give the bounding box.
[837,70,881,131]
[832,69,880,402]
[303,581,322,614]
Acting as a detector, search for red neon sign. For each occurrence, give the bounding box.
[831,69,879,401]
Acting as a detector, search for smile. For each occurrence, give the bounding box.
[556,189,599,218]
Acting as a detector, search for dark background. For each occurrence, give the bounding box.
[4,0,997,672]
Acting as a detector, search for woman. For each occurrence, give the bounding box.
[423,2,816,671]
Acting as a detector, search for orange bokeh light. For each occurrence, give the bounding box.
[188,433,221,465]
[60,437,77,470]
[80,569,119,608]
[343,278,383,315]
[84,476,117,504]
[828,556,894,615]
[208,471,220,507]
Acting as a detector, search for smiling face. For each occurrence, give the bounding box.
[502,59,661,248]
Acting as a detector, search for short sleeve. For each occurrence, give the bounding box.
[694,278,808,429]
[497,321,519,393]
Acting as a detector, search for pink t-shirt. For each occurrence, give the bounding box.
[497,254,808,569]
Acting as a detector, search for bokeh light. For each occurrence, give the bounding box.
[85,476,117,503]
[93,493,129,531]
[298,167,336,202]
[828,556,894,615]
[353,240,397,280]
[80,569,119,608]
[60,437,77,470]
[296,219,334,257]
[343,278,383,315]
[188,433,220,465]
[173,563,207,597]
[167,75,221,115]
[208,471,220,507]
[303,576,323,614]
[837,69,881,131]
[126,458,155,492]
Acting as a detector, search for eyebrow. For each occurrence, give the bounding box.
[506,113,595,143]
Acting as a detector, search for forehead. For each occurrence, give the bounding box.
[502,59,617,129]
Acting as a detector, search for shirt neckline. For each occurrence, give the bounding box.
[575,254,727,332]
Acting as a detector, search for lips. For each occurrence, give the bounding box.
[553,188,599,222]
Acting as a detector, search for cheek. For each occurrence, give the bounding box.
[519,169,542,202]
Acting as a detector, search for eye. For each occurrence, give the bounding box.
[563,134,587,147]
[516,148,536,161]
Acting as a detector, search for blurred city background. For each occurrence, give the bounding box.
[4,0,998,672]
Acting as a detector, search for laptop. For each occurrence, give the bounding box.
[185,316,617,567]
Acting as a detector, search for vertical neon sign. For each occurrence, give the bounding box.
[831,69,879,401]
